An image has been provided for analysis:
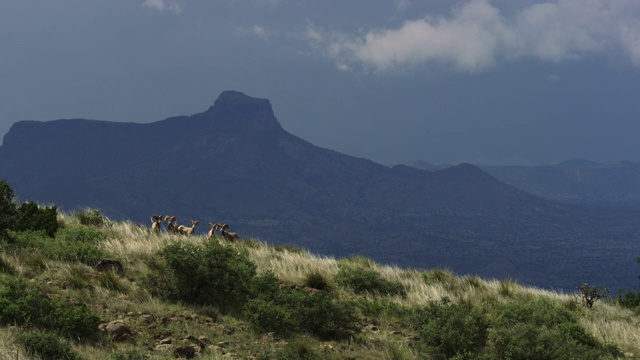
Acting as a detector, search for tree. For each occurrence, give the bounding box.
[0,180,17,239]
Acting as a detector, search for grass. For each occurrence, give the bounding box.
[0,212,638,359]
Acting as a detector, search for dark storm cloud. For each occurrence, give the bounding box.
[1,0,639,166]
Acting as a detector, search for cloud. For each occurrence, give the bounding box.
[142,0,183,14]
[307,0,640,73]
[235,25,275,39]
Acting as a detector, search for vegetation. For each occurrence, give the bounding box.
[0,179,639,358]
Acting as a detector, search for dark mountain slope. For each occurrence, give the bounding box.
[2,91,640,290]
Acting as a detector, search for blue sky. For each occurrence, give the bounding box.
[1,0,639,166]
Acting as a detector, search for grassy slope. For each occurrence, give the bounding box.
[1,213,639,359]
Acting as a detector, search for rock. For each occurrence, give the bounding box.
[153,344,173,353]
[140,314,156,323]
[105,320,133,341]
[158,337,173,345]
[173,345,197,359]
[95,259,125,277]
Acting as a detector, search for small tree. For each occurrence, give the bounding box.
[0,180,17,239]
[579,283,609,308]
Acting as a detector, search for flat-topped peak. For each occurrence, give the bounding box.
[204,91,282,134]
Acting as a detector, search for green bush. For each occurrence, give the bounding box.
[304,270,332,291]
[12,229,112,266]
[14,201,58,237]
[0,274,100,340]
[143,238,257,313]
[0,180,17,240]
[617,257,640,312]
[257,338,326,360]
[57,226,106,244]
[244,272,360,340]
[486,298,621,359]
[110,349,149,360]
[18,330,79,360]
[0,180,58,238]
[414,298,489,359]
[335,266,406,297]
[0,255,16,275]
[74,208,105,226]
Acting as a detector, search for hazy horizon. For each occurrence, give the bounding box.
[2,0,640,167]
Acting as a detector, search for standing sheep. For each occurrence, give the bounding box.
[164,216,178,234]
[219,224,239,242]
[178,220,199,236]
[150,214,163,232]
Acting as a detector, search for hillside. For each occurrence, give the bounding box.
[2,91,640,291]
[1,208,639,359]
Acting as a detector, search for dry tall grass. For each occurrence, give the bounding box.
[87,219,640,356]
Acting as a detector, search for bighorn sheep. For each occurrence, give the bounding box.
[178,220,199,236]
[150,214,163,232]
[164,215,178,234]
[219,223,239,242]
[207,222,219,239]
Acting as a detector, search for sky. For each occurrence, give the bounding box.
[1,0,640,166]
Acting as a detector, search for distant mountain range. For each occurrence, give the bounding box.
[407,160,640,208]
[2,91,640,291]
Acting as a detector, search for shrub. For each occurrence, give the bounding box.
[143,238,257,313]
[12,229,112,266]
[244,272,360,340]
[335,266,406,297]
[304,270,332,291]
[74,208,105,226]
[578,283,609,308]
[0,254,16,275]
[486,297,621,359]
[14,201,58,237]
[0,274,100,340]
[422,269,455,285]
[491,297,575,328]
[0,180,58,238]
[617,257,640,312]
[257,338,325,360]
[18,330,79,360]
[57,226,106,244]
[110,349,149,360]
[414,298,489,359]
[0,180,17,240]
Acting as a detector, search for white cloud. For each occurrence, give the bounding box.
[142,0,183,14]
[307,0,640,73]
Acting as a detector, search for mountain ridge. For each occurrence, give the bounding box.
[2,91,640,291]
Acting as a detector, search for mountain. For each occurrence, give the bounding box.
[2,91,640,291]
[481,160,640,208]
[407,159,640,208]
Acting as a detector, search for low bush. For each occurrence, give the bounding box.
[259,338,329,360]
[335,266,406,297]
[617,257,640,312]
[304,270,332,291]
[414,298,489,359]
[143,238,257,313]
[18,330,79,360]
[14,201,58,237]
[12,229,112,266]
[0,181,58,238]
[110,349,149,360]
[0,274,100,340]
[486,297,621,359]
[56,226,106,244]
[74,208,105,226]
[244,272,360,340]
